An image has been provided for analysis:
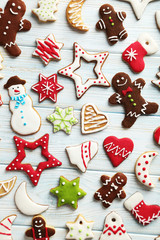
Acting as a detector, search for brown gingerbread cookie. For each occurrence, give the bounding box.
[25,215,55,240]
[94,172,127,208]
[0,0,31,56]
[109,72,159,128]
[96,4,128,45]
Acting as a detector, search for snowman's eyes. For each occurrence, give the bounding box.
[12,87,14,90]
[12,3,16,6]
[18,6,21,9]
[117,80,120,83]
[17,86,19,88]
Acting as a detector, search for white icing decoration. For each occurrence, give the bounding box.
[10,8,18,15]
[134,80,143,89]
[8,84,41,135]
[104,142,131,158]
[0,215,17,240]
[141,101,148,114]
[138,33,159,55]
[32,0,60,22]
[151,67,160,87]
[156,11,160,30]
[66,214,94,240]
[66,141,98,172]
[81,103,109,134]
[127,111,140,118]
[0,53,3,79]
[135,151,158,188]
[15,182,49,216]
[0,176,16,197]
[58,43,110,98]
[124,48,138,61]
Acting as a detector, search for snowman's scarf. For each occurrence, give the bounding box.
[11,94,27,109]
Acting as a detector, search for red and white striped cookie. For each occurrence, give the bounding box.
[0,215,17,240]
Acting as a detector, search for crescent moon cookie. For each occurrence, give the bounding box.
[0,176,17,198]
[32,0,60,22]
[66,141,99,172]
[81,103,109,134]
[156,11,160,30]
[0,215,17,240]
[66,0,89,32]
[15,182,49,216]
[135,151,158,188]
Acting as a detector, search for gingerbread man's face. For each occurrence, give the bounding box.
[99,4,114,16]
[112,72,132,91]
[5,0,26,17]
[32,216,46,229]
[113,173,127,187]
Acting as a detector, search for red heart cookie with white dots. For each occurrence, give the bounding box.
[103,136,134,167]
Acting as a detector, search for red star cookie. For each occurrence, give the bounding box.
[6,134,62,186]
[32,74,64,103]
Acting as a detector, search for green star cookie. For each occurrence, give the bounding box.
[50,176,86,209]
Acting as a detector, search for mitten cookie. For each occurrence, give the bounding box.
[109,72,159,128]
[96,4,128,45]
[0,0,31,56]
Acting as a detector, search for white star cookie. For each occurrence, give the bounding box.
[66,214,94,240]
[32,0,60,22]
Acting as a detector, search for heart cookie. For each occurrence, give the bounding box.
[81,103,109,134]
[103,136,134,167]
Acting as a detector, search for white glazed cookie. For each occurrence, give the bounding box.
[0,176,17,198]
[156,11,160,30]
[81,103,109,134]
[99,211,131,240]
[66,141,99,172]
[66,214,94,240]
[0,215,17,240]
[15,182,49,216]
[66,0,89,31]
[32,0,60,22]
[135,151,158,188]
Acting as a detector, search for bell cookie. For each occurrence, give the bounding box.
[0,176,17,198]
[0,215,17,240]
[96,4,128,45]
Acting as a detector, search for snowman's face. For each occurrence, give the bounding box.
[8,84,26,97]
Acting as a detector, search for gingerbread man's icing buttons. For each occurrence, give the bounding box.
[94,172,127,208]
[109,72,159,128]
[96,4,128,45]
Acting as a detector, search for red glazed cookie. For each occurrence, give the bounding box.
[0,0,31,56]
[103,136,134,167]
[109,72,159,128]
[96,4,128,45]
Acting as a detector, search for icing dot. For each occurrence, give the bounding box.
[73,182,76,186]
[55,190,59,193]
[108,233,111,236]
[149,183,152,186]
[119,233,122,235]
[3,32,7,35]
[143,155,146,158]
[62,182,65,185]
[113,225,116,228]
[142,180,146,183]
[145,161,149,164]
[138,172,141,175]
[78,192,81,196]
[8,21,11,24]
[61,199,65,202]
[142,167,146,171]
[121,224,124,227]
[144,175,147,178]
[71,201,75,204]
[138,163,141,166]
[153,153,156,156]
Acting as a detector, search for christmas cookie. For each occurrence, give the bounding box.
[50,176,86,209]
[151,67,160,88]
[4,76,41,136]
[94,172,127,208]
[122,33,158,73]
[81,103,109,134]
[58,42,110,99]
[99,211,131,240]
[6,134,62,186]
[156,11,160,30]
[96,4,128,45]
[0,53,3,79]
[154,126,160,145]
[33,34,64,65]
[0,176,17,198]
[66,141,99,172]
[135,151,158,188]
[109,72,159,128]
[31,73,64,103]
[0,94,3,106]
[15,182,49,216]
[103,136,134,167]
[124,192,160,225]
[47,106,78,135]
[25,215,55,240]
[0,0,31,56]
[66,214,94,240]
[0,215,17,240]
[32,0,60,22]
[66,0,89,32]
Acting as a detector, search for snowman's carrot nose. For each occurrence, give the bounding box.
[14,89,20,92]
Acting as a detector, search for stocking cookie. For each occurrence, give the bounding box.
[96,4,128,45]
[0,215,17,240]
[156,11,160,30]
[122,33,158,73]
[4,76,41,135]
[94,172,127,208]
[109,72,159,128]
[25,215,55,240]
[32,0,60,22]
[99,211,131,240]
[0,0,31,56]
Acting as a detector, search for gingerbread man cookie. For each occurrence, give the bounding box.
[0,0,31,56]
[94,172,127,208]
[109,72,159,128]
[96,4,128,45]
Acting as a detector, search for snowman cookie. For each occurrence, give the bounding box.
[4,76,41,135]
[25,215,55,240]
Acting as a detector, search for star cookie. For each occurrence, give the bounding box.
[152,67,160,88]
[33,34,64,65]
[50,176,86,209]
[58,42,110,99]
[66,214,94,240]
[47,106,78,135]
[6,134,62,186]
[31,73,63,103]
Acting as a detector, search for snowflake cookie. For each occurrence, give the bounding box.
[47,106,78,135]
